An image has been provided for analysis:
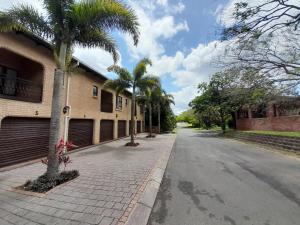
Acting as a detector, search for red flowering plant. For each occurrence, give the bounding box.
[42,138,78,170]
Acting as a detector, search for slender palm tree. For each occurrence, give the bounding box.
[105,58,156,146]
[138,80,161,137]
[0,0,139,178]
[156,92,174,134]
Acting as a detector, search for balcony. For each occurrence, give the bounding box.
[0,48,44,103]
[0,75,43,103]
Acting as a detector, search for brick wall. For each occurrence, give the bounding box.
[0,32,144,145]
[236,116,300,131]
[236,103,300,132]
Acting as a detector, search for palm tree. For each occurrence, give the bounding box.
[156,92,174,134]
[0,0,139,178]
[137,80,161,137]
[105,58,156,146]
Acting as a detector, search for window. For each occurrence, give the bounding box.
[116,96,123,110]
[101,90,113,113]
[92,86,98,97]
[125,99,128,107]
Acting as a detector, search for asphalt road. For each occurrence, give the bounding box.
[147,127,300,225]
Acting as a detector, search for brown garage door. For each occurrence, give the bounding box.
[118,120,127,138]
[0,117,50,168]
[68,119,93,149]
[100,120,114,142]
[137,121,141,133]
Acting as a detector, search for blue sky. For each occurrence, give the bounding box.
[0,0,237,114]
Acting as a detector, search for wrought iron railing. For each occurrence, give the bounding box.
[0,74,43,103]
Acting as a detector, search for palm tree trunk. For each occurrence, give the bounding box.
[149,103,152,136]
[143,105,146,133]
[46,43,67,178]
[130,84,136,144]
[158,104,161,134]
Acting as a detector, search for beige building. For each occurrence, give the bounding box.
[0,32,144,168]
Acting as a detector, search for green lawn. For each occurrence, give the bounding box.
[242,130,300,138]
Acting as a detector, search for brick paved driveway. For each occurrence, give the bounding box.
[0,134,176,225]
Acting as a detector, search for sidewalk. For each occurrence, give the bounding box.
[0,134,176,225]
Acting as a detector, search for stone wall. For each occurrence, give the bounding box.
[227,132,300,152]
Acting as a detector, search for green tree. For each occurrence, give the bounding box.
[136,77,161,137]
[0,0,139,178]
[190,68,292,132]
[176,109,196,125]
[105,59,156,145]
[156,92,174,134]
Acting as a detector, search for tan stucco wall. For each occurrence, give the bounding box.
[0,32,55,120]
[0,32,144,145]
[68,71,144,143]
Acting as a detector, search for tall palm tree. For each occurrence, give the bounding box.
[105,58,155,146]
[0,0,139,178]
[138,80,161,137]
[156,92,174,134]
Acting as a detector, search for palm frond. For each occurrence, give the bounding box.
[104,79,131,95]
[75,29,119,62]
[43,0,74,37]
[133,58,152,81]
[0,4,52,39]
[137,75,160,91]
[107,65,133,81]
[72,0,139,45]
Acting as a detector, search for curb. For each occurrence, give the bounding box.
[124,135,176,225]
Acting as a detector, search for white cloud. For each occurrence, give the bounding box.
[158,41,229,114]
[124,0,189,60]
[171,86,198,114]
[0,0,44,12]
[74,48,122,75]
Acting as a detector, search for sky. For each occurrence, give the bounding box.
[0,0,243,114]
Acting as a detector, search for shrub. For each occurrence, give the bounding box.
[41,138,77,169]
[24,170,79,193]
[22,139,79,193]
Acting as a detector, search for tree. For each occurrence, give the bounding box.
[189,69,289,133]
[0,0,139,178]
[222,1,300,84]
[105,58,155,146]
[156,92,174,134]
[136,76,161,137]
[222,0,300,39]
[176,109,196,125]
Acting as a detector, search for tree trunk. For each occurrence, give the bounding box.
[46,43,67,178]
[220,111,226,134]
[130,84,136,144]
[149,103,152,136]
[143,105,146,133]
[158,104,161,134]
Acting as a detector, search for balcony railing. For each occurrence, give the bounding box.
[0,74,43,103]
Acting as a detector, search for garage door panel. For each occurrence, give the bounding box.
[118,120,126,138]
[68,119,93,148]
[100,120,114,142]
[0,117,50,168]
[137,121,141,133]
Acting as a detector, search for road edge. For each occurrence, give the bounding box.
[124,134,176,225]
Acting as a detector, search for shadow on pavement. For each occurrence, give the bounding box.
[191,131,221,138]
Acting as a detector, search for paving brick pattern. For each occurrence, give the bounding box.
[0,134,175,225]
